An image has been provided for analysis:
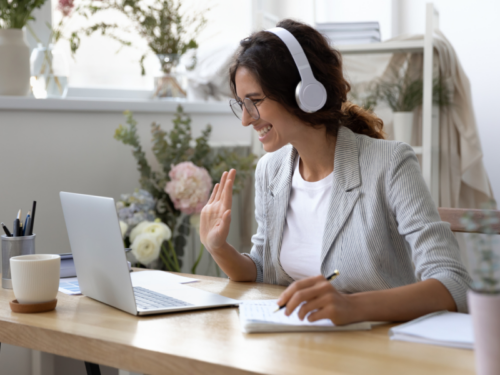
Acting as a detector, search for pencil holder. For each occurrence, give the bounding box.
[1,234,35,289]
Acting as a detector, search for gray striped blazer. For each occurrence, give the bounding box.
[243,126,471,313]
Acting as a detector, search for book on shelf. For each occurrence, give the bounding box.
[315,21,380,31]
[316,21,381,45]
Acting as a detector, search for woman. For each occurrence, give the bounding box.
[200,19,471,325]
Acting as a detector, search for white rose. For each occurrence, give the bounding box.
[131,233,161,265]
[142,222,172,243]
[119,221,128,238]
[129,221,150,243]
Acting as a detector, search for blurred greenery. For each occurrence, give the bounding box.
[0,0,47,29]
[69,0,207,74]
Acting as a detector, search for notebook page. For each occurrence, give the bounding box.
[240,299,336,327]
[389,311,474,348]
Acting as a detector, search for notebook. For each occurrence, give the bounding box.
[239,300,372,333]
[389,311,474,349]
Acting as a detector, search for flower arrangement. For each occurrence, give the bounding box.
[114,105,256,272]
[461,200,500,294]
[0,0,47,29]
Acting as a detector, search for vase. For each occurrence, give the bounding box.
[153,53,187,99]
[393,112,414,145]
[0,29,31,96]
[468,290,500,375]
[30,43,69,99]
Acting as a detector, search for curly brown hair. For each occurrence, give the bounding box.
[229,19,385,140]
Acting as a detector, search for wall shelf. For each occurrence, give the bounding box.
[336,4,440,205]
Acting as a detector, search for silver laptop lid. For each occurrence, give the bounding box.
[60,192,137,315]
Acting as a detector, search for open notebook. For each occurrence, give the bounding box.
[389,311,474,349]
[239,300,373,333]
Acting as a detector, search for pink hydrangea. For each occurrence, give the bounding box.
[165,162,213,215]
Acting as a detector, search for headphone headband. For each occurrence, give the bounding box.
[266,27,327,113]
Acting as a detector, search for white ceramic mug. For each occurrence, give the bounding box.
[10,254,60,304]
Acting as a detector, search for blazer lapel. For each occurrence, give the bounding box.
[321,127,361,266]
[267,146,297,283]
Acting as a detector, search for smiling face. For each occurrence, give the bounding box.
[235,66,304,153]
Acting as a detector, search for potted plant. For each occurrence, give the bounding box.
[72,0,208,98]
[461,202,500,375]
[0,0,47,96]
[376,65,451,145]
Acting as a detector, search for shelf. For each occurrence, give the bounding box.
[337,40,425,55]
[0,96,232,114]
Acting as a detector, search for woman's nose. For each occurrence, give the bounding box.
[241,106,254,127]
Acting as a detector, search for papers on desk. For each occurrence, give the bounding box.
[239,300,372,333]
[58,271,199,295]
[59,277,82,295]
[389,311,474,349]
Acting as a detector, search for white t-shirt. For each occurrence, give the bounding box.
[280,156,334,281]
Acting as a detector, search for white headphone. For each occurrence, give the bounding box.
[266,27,327,113]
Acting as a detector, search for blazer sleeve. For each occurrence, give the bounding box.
[387,143,472,313]
[241,155,267,282]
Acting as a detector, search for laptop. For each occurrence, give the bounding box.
[60,191,239,316]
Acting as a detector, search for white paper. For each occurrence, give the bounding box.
[59,277,82,295]
[240,299,336,327]
[389,311,474,349]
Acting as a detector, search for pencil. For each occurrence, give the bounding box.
[273,270,340,313]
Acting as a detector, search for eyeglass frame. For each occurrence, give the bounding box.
[229,96,268,121]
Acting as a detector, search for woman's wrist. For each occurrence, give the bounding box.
[206,241,230,257]
[343,293,368,323]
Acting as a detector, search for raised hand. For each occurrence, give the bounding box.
[200,169,236,254]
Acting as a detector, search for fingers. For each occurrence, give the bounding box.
[215,171,228,202]
[207,183,219,205]
[222,172,236,209]
[306,306,335,323]
[277,275,324,307]
[297,293,334,321]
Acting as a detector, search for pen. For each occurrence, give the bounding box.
[13,210,21,237]
[273,270,340,313]
[23,212,30,236]
[1,222,12,237]
[28,201,36,236]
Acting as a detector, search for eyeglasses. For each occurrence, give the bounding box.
[229,97,267,121]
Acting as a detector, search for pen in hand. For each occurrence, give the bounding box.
[273,270,340,313]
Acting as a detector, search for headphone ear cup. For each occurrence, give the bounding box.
[295,81,327,113]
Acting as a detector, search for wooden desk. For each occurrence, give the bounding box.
[0,273,475,375]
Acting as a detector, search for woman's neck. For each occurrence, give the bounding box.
[292,127,336,182]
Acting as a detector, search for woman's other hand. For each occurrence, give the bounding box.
[200,169,236,254]
[276,275,358,326]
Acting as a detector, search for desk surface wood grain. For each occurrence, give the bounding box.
[0,271,475,375]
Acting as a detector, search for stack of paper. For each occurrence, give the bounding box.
[239,300,372,333]
[316,21,381,45]
[389,311,474,349]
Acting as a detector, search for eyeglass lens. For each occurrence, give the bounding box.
[230,98,260,120]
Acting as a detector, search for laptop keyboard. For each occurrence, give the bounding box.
[133,286,194,310]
